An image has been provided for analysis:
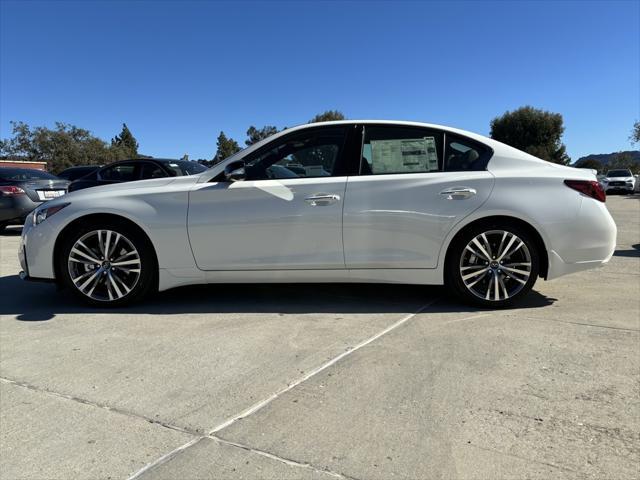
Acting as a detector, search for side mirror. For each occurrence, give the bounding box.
[224,160,246,182]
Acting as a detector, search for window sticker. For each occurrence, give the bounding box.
[370,137,438,173]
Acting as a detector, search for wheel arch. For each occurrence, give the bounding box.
[443,215,549,280]
[53,213,159,285]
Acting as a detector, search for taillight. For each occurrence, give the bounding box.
[0,186,26,196]
[564,180,606,202]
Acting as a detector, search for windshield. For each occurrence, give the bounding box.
[161,161,208,176]
[0,168,59,181]
[607,169,632,177]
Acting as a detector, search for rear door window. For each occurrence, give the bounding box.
[360,126,444,175]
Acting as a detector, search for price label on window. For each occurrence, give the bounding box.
[371,137,438,173]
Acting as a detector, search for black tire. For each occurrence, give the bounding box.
[445,223,540,307]
[57,218,157,307]
[0,222,7,234]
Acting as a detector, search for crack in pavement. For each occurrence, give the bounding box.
[0,376,199,437]
[516,316,640,332]
[210,435,361,480]
[127,300,438,479]
[0,376,356,480]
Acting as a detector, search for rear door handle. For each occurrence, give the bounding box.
[305,193,341,206]
[439,187,477,200]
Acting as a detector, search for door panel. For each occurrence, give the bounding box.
[188,177,347,270]
[343,171,494,268]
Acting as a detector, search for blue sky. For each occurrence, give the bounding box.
[1,0,638,161]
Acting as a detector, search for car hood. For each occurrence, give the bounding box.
[61,175,201,202]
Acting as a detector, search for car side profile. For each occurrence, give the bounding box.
[18,121,616,307]
[67,158,207,192]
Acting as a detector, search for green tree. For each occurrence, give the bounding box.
[111,123,139,158]
[213,131,241,164]
[575,158,603,172]
[608,152,639,174]
[308,110,345,123]
[490,106,570,164]
[630,121,640,145]
[0,121,113,172]
[245,125,279,146]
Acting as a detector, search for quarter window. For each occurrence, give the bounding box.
[444,135,491,171]
[360,126,444,175]
[244,128,347,180]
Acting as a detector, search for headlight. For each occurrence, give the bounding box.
[33,203,70,225]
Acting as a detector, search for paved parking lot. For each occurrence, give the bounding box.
[1,195,638,480]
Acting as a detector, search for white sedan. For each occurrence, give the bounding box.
[18,121,617,307]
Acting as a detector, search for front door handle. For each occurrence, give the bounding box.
[439,187,477,200]
[305,193,341,206]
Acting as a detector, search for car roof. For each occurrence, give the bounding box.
[220,119,542,166]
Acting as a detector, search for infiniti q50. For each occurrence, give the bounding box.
[18,121,616,307]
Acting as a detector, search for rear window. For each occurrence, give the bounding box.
[0,168,59,181]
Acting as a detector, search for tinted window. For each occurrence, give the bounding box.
[99,164,137,181]
[244,128,346,180]
[0,168,59,181]
[140,163,168,179]
[160,160,207,176]
[59,167,99,181]
[360,126,443,175]
[444,134,491,171]
[607,170,632,177]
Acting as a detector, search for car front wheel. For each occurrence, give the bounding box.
[446,224,540,307]
[58,220,156,306]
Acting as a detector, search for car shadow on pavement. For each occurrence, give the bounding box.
[0,272,556,322]
[613,243,640,258]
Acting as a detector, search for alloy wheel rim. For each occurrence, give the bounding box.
[67,229,141,302]
[459,230,532,302]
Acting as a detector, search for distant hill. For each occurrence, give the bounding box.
[574,150,640,167]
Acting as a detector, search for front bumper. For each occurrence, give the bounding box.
[19,212,57,281]
[605,184,634,192]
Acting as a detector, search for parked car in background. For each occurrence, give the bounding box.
[601,169,636,194]
[18,120,616,308]
[0,168,69,232]
[67,159,207,192]
[57,165,102,181]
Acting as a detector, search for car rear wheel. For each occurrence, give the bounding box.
[446,224,539,307]
[58,220,156,306]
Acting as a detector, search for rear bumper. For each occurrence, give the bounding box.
[545,198,616,280]
[0,195,41,223]
[547,251,613,279]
